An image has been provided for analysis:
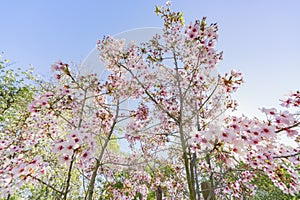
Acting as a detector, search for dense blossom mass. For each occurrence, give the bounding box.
[0,2,299,200]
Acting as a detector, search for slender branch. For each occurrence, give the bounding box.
[49,105,76,128]
[109,136,126,140]
[192,153,201,200]
[273,152,300,159]
[173,50,196,200]
[101,160,148,167]
[182,47,202,99]
[86,98,120,200]
[63,151,76,200]
[78,89,87,128]
[206,153,215,200]
[29,175,63,195]
[183,77,220,127]
[119,63,179,124]
[275,121,300,133]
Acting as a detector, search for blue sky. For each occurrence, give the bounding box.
[1,0,299,117]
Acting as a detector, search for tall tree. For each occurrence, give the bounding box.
[1,3,299,200]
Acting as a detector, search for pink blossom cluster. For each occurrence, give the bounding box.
[0,136,46,198]
[280,91,300,108]
[27,92,54,113]
[261,107,298,137]
[51,61,71,80]
[191,99,300,196]
[52,129,95,166]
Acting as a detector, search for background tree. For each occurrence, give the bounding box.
[0,54,36,132]
[0,54,41,199]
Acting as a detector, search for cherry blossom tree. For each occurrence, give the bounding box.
[1,2,299,200]
[96,3,299,199]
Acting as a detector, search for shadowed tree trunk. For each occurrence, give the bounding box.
[201,181,216,200]
[156,186,163,200]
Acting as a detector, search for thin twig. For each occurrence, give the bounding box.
[29,175,63,195]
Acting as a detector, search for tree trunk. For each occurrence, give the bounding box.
[201,181,215,200]
[156,186,163,200]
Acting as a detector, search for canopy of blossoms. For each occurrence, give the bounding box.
[0,2,299,200]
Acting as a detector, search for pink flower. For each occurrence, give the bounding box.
[59,154,71,164]
[44,92,54,97]
[283,129,298,138]
[67,131,82,144]
[52,141,65,154]
[64,142,75,154]
[260,107,277,115]
[28,102,36,113]
[260,125,275,136]
[81,150,92,160]
[51,63,60,72]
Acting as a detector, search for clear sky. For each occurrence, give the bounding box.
[1,0,299,118]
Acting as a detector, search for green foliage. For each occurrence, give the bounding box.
[252,172,299,200]
[0,54,37,132]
